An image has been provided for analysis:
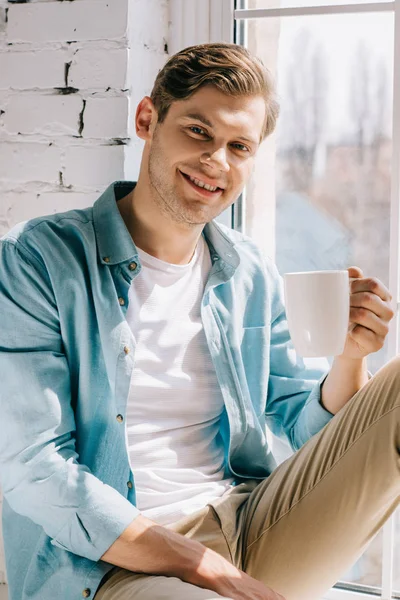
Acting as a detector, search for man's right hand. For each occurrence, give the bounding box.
[101,514,286,600]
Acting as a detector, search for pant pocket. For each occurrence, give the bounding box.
[208,480,259,568]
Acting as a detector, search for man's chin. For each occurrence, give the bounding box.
[178,202,219,225]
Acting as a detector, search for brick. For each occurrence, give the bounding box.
[64,145,124,187]
[8,0,129,43]
[0,49,66,90]
[83,97,129,139]
[69,48,128,90]
[0,142,60,182]
[3,94,83,135]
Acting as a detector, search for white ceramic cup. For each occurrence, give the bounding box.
[283,270,351,357]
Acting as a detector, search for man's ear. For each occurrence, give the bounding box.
[135,96,158,141]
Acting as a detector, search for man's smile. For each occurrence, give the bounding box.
[179,169,224,199]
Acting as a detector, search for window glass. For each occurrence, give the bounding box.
[237,6,394,590]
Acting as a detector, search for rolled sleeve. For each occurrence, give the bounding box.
[292,373,334,448]
[0,239,140,562]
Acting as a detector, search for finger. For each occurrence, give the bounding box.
[349,306,390,337]
[350,277,392,302]
[349,324,386,352]
[347,266,363,279]
[350,292,395,321]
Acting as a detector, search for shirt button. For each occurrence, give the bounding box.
[127,481,133,489]
[118,297,125,306]
[103,257,110,263]
[128,262,137,271]
[82,589,91,598]
[123,346,130,355]
[116,414,124,423]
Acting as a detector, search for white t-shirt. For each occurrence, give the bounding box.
[125,235,234,525]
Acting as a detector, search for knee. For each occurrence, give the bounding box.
[375,354,400,383]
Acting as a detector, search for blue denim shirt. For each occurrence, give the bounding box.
[0,181,333,600]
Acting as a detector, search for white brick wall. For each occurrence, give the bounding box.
[83,97,129,138]
[64,145,125,187]
[0,0,170,587]
[0,49,66,89]
[7,1,129,44]
[3,94,84,135]
[68,48,128,90]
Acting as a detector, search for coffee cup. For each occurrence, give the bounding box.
[283,270,351,357]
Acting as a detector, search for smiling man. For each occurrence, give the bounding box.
[117,78,267,266]
[0,43,398,600]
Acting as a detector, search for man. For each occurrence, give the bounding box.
[0,42,397,600]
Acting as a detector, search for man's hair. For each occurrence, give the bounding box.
[150,42,280,141]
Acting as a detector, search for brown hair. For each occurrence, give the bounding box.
[150,42,280,141]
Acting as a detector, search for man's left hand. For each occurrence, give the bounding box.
[340,266,395,360]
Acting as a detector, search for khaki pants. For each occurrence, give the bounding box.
[94,356,400,600]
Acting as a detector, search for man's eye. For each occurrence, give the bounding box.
[189,126,207,135]
[232,143,249,152]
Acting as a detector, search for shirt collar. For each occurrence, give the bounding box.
[93,180,240,268]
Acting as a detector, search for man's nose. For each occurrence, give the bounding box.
[201,147,230,173]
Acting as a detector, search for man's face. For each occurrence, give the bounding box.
[144,85,266,227]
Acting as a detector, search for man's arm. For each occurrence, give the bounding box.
[0,239,139,561]
[320,356,369,415]
[265,262,394,443]
[100,514,286,600]
[101,514,214,581]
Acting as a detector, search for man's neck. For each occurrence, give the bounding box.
[117,183,203,266]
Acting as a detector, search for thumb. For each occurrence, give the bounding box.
[347,265,363,279]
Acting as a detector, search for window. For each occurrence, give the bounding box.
[232,0,398,598]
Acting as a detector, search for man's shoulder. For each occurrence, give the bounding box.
[0,207,95,275]
[1,205,94,248]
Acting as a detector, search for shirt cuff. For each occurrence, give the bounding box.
[50,483,141,562]
[305,372,335,433]
[298,367,373,449]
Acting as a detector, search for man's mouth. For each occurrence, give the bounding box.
[179,170,224,198]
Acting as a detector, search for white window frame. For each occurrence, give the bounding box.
[170,0,400,597]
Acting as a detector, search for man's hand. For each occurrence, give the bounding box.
[192,546,286,600]
[340,266,395,361]
[320,266,395,414]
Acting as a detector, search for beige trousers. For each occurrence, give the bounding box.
[94,356,400,600]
